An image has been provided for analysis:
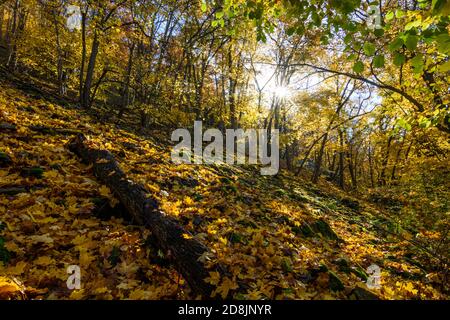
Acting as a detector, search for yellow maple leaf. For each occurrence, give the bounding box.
[79,248,95,266]
[6,261,27,275]
[128,289,148,300]
[69,289,85,300]
[183,196,194,206]
[99,185,112,198]
[215,277,238,299]
[205,271,221,286]
[35,256,54,266]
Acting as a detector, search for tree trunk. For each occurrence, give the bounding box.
[81,31,99,109]
[52,10,64,95]
[79,11,87,104]
[6,0,19,69]
[379,135,393,186]
[228,47,237,129]
[338,129,345,189]
[118,43,135,119]
[368,146,375,188]
[0,7,4,41]
[67,134,225,298]
[312,132,328,183]
[347,150,357,189]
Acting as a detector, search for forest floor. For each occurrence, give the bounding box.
[0,76,447,300]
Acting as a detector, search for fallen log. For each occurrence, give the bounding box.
[29,125,81,136]
[0,122,17,132]
[0,187,27,195]
[68,133,223,298]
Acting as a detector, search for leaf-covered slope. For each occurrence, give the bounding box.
[0,81,446,300]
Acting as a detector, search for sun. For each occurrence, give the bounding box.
[273,85,291,99]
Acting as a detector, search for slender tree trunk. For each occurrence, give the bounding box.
[338,129,345,189]
[90,68,108,105]
[6,0,19,69]
[118,43,135,119]
[52,10,64,95]
[391,140,405,182]
[0,7,4,41]
[379,135,393,186]
[368,146,375,188]
[312,132,328,183]
[82,32,100,109]
[347,150,357,189]
[330,152,336,172]
[79,11,87,104]
[228,46,237,129]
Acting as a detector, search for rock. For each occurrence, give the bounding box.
[296,222,315,237]
[293,219,341,241]
[0,152,12,167]
[275,216,290,225]
[349,287,380,300]
[328,271,345,291]
[237,219,257,229]
[351,266,368,281]
[20,167,44,178]
[229,232,244,244]
[334,258,368,280]
[312,219,340,241]
[335,258,352,273]
[192,215,203,227]
[340,197,360,211]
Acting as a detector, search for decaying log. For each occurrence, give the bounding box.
[68,133,223,298]
[0,122,17,131]
[29,125,81,136]
[0,187,27,195]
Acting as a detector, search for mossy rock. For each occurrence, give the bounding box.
[237,219,257,229]
[351,266,368,281]
[21,167,44,178]
[335,258,352,273]
[335,259,368,280]
[311,219,340,241]
[0,152,12,167]
[229,232,244,244]
[340,197,360,211]
[0,237,11,264]
[289,191,309,202]
[328,271,344,292]
[297,222,315,237]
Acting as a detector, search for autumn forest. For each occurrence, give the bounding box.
[0,0,449,302]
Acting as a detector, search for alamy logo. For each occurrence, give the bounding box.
[366,264,381,289]
[66,5,82,31]
[171,121,279,176]
[367,5,382,30]
[66,265,81,290]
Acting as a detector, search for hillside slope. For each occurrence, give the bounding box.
[0,79,446,300]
